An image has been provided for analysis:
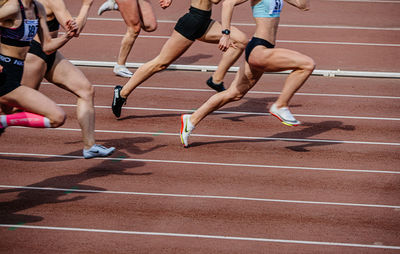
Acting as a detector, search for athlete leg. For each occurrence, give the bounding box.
[120,30,194,98]
[45,52,96,150]
[0,86,66,128]
[21,53,47,90]
[190,62,263,126]
[249,47,315,107]
[199,21,248,84]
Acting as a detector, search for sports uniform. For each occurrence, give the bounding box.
[0,0,39,96]
[174,6,212,41]
[27,18,60,73]
[245,0,283,62]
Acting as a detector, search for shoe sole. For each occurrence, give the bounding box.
[270,112,299,127]
[180,115,188,148]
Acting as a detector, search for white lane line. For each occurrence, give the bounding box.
[0,185,399,209]
[42,82,400,100]
[325,0,400,3]
[88,18,400,31]
[14,125,400,145]
[0,152,399,174]
[57,103,400,121]
[0,224,399,249]
[77,32,400,47]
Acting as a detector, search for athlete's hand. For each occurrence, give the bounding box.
[65,19,78,38]
[219,34,236,52]
[159,0,172,9]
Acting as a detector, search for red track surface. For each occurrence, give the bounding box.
[1,0,399,253]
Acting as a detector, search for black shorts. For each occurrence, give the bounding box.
[174,6,212,41]
[0,54,24,96]
[245,37,275,62]
[28,40,57,73]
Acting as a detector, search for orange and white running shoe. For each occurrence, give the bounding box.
[180,114,194,148]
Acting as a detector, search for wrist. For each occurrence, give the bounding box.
[221,29,230,35]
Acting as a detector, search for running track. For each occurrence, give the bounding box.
[0,0,399,253]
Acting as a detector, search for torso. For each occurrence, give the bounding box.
[190,0,214,11]
[0,0,39,60]
[251,0,281,44]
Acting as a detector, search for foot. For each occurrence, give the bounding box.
[206,77,226,92]
[180,114,195,148]
[112,85,126,118]
[113,65,133,78]
[98,0,119,16]
[83,144,116,159]
[269,103,301,126]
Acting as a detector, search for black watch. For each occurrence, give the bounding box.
[221,29,231,35]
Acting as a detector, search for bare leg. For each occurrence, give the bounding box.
[45,53,96,150]
[0,86,66,127]
[116,0,157,66]
[120,31,194,98]
[191,62,263,126]
[199,21,248,84]
[249,47,315,108]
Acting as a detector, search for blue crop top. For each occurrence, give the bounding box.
[252,0,283,18]
[0,0,39,47]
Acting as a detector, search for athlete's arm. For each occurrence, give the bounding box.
[0,0,18,22]
[284,0,310,11]
[35,2,77,54]
[219,0,247,51]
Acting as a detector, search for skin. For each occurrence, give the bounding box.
[0,0,78,127]
[189,0,315,126]
[115,0,157,67]
[20,0,97,149]
[118,0,248,99]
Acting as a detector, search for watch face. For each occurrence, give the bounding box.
[222,29,230,35]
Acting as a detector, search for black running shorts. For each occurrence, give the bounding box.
[0,54,23,96]
[28,40,57,73]
[174,6,212,41]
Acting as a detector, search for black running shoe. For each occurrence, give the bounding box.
[112,85,126,118]
[206,77,226,92]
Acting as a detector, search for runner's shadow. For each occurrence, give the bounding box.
[189,121,355,151]
[0,137,166,162]
[219,96,301,122]
[0,154,148,224]
[174,53,212,65]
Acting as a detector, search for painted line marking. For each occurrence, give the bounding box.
[7,222,25,231]
[9,126,400,146]
[0,185,399,209]
[0,152,399,175]
[42,82,400,100]
[88,18,400,31]
[56,103,400,122]
[10,125,400,146]
[0,224,399,249]
[77,32,400,47]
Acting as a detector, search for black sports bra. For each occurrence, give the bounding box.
[0,0,39,47]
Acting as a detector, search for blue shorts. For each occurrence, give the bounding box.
[252,0,283,18]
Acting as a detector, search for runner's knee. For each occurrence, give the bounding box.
[302,57,316,74]
[49,109,66,128]
[143,22,157,32]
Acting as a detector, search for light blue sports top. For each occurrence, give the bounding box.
[252,0,283,18]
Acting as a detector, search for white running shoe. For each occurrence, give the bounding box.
[113,65,133,78]
[269,103,301,126]
[97,0,119,16]
[180,114,195,148]
[83,144,116,159]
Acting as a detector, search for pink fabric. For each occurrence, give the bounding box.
[4,112,50,128]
